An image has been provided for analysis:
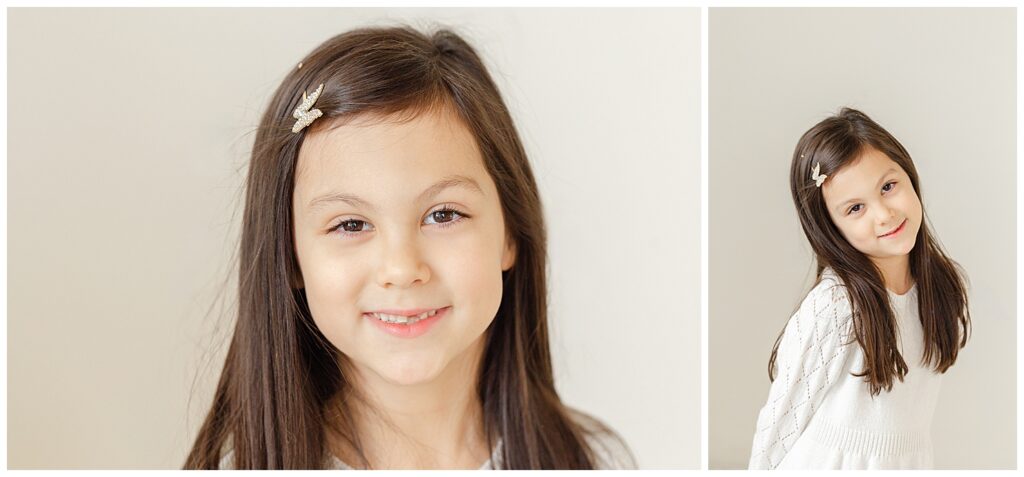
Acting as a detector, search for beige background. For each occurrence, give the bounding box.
[8,8,701,469]
[709,8,1016,470]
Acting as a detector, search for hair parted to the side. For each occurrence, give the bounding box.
[770,107,971,396]
[185,26,615,469]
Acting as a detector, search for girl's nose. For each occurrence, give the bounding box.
[876,203,897,226]
[375,234,431,289]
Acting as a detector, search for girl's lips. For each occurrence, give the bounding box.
[364,306,450,339]
[879,219,907,238]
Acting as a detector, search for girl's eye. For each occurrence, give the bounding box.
[881,181,897,193]
[847,204,863,215]
[423,206,469,226]
[330,219,374,236]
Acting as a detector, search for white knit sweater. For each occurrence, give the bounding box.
[748,268,942,470]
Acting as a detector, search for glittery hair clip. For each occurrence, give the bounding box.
[292,83,324,133]
[810,159,828,188]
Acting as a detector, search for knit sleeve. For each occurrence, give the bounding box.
[747,276,855,470]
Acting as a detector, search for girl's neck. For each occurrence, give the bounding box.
[328,337,491,469]
[871,253,914,295]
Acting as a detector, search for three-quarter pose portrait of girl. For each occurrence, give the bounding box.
[748,108,971,470]
[183,26,633,470]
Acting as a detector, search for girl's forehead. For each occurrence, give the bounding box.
[298,108,472,164]
[292,108,493,204]
[826,147,902,190]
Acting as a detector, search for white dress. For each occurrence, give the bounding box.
[748,269,942,470]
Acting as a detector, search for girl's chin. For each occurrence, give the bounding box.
[346,333,487,388]
[891,236,919,256]
[865,235,917,259]
[365,354,449,387]
[867,244,916,263]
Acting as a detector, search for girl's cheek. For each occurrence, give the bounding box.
[849,218,871,244]
[438,230,505,285]
[910,191,924,219]
[309,249,369,293]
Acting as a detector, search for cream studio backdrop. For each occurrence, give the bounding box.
[708,8,1015,470]
[7,8,701,469]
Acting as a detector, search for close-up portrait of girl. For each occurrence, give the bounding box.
[185,25,636,470]
[747,108,970,470]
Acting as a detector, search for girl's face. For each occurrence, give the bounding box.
[821,147,923,266]
[291,107,515,387]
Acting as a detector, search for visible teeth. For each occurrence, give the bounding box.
[372,309,438,325]
[380,314,408,324]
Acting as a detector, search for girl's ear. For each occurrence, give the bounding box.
[501,238,517,271]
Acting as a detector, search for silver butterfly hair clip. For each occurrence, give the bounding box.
[292,83,325,133]
[807,155,828,187]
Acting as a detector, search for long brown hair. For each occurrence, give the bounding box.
[185,26,608,469]
[771,107,971,396]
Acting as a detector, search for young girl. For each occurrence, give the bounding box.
[748,108,971,470]
[184,26,634,470]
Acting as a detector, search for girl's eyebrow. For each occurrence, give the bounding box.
[307,192,374,213]
[876,167,898,185]
[306,175,483,213]
[417,175,483,202]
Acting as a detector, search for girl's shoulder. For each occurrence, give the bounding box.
[217,442,233,469]
[566,408,638,470]
[808,267,850,306]
[792,267,854,331]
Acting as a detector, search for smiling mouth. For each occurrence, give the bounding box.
[879,219,907,238]
[365,307,445,325]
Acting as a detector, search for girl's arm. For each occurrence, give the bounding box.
[747,277,854,470]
